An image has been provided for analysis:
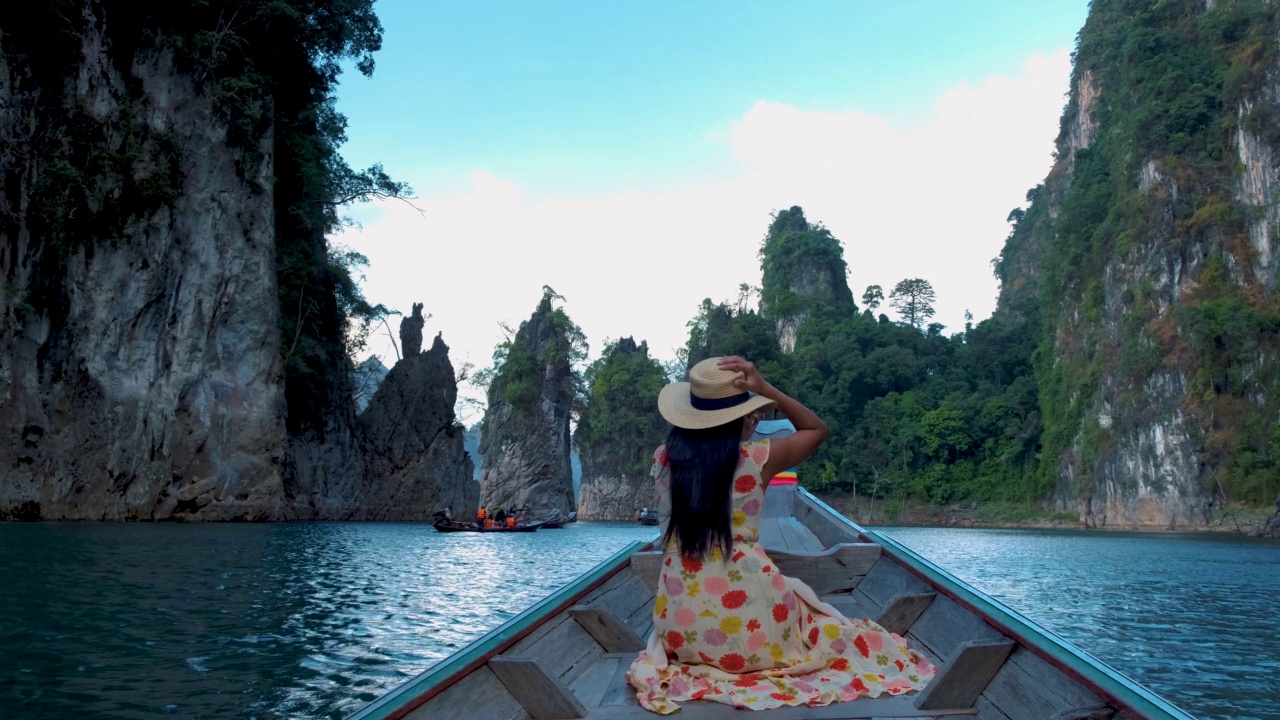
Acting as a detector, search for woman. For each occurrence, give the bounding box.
[628,356,934,713]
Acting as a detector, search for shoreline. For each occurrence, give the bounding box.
[813,493,1280,537]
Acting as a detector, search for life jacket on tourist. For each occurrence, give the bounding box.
[484,518,494,528]
[476,507,486,520]
[505,516,516,528]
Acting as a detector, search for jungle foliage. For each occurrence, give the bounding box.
[681,208,1043,504]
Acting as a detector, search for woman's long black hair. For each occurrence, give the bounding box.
[661,417,745,560]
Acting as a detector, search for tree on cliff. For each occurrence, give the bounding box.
[684,298,791,392]
[889,279,937,329]
[477,287,586,514]
[758,206,856,324]
[862,285,884,311]
[665,210,1041,508]
[1002,0,1280,509]
[478,286,587,420]
[574,338,669,519]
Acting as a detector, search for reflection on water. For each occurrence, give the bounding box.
[3,522,1275,720]
[0,522,656,719]
[876,527,1280,720]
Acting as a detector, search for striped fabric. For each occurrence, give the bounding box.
[770,470,798,485]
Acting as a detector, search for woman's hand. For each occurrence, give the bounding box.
[717,356,771,396]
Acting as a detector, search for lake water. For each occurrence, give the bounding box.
[1,522,1276,720]
[877,527,1280,720]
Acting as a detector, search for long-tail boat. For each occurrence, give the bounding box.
[431,515,544,533]
[355,483,1196,720]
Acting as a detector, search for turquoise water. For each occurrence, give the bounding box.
[1,522,1276,719]
[0,522,657,719]
[876,527,1280,720]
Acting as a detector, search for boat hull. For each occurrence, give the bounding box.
[356,485,1196,720]
[431,521,542,533]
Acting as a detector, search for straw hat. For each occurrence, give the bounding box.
[658,357,776,429]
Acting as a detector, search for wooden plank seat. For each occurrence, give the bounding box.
[914,638,1015,711]
[489,656,589,719]
[570,605,645,653]
[631,543,881,597]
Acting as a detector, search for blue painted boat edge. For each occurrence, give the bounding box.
[797,488,1199,720]
[348,538,648,720]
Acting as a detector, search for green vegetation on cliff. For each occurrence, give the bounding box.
[1021,0,1280,504]
[759,206,855,321]
[575,338,668,477]
[679,208,1042,505]
[478,287,587,424]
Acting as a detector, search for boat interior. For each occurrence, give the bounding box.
[352,484,1192,720]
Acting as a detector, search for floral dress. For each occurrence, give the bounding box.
[627,439,935,714]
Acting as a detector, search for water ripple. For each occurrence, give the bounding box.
[0,522,656,719]
[2,522,1274,719]
[877,526,1280,720]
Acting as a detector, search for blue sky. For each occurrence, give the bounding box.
[334,1,1090,418]
[338,1,1088,197]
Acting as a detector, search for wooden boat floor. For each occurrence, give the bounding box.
[572,653,974,720]
[758,516,825,553]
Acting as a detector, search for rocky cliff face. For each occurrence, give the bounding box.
[759,206,855,352]
[575,338,667,520]
[479,294,580,515]
[0,13,288,520]
[994,0,1280,526]
[356,335,476,519]
[0,9,474,521]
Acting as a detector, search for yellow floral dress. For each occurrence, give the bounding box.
[627,439,935,714]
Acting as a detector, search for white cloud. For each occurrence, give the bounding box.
[338,50,1071,417]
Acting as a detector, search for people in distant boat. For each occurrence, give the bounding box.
[494,507,507,525]
[505,516,517,528]
[484,517,494,529]
[628,356,935,713]
[475,506,486,527]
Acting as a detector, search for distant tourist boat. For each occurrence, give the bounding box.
[539,510,576,529]
[359,483,1195,720]
[637,508,659,526]
[431,513,544,533]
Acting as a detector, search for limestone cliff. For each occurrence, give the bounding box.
[575,338,667,520]
[759,206,855,352]
[356,335,476,520]
[479,292,583,515]
[352,357,389,414]
[0,9,287,520]
[0,5,473,521]
[993,0,1280,526]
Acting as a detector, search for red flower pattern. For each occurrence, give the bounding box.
[629,439,935,712]
[854,634,870,658]
[666,631,684,650]
[718,653,746,672]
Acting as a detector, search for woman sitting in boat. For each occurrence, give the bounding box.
[628,356,934,713]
